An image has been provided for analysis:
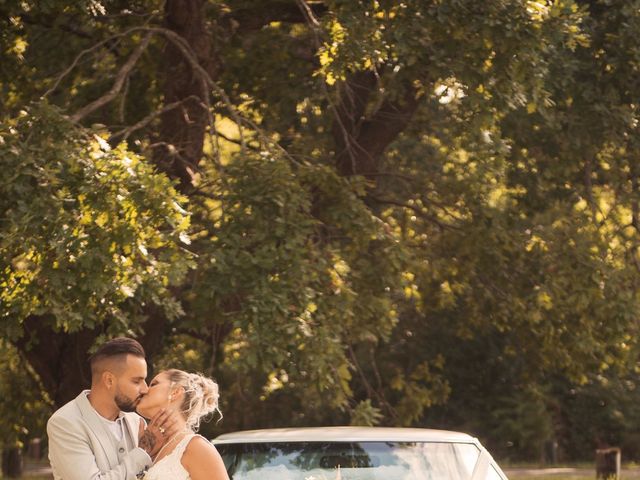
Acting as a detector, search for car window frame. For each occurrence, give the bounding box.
[471,449,508,480]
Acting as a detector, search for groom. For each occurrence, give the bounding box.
[47,337,178,479]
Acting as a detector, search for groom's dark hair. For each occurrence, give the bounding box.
[89,337,145,377]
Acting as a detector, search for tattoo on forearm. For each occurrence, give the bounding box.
[139,431,157,454]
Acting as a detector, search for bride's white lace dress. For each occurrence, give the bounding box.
[144,433,197,480]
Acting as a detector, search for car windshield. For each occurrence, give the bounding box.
[217,441,481,480]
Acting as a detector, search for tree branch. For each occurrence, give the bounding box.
[294,1,421,178]
[295,0,369,173]
[70,33,153,123]
[51,23,299,176]
[370,195,461,231]
[3,10,94,40]
[42,27,141,98]
[222,0,328,34]
[109,95,203,142]
[336,83,421,176]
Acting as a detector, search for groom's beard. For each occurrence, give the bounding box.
[115,392,140,413]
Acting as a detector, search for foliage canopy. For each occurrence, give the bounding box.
[2,0,640,460]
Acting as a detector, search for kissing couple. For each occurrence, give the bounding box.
[47,337,230,480]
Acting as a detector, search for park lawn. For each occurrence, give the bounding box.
[509,477,592,480]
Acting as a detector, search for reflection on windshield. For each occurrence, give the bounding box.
[217,441,481,480]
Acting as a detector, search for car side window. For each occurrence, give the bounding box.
[453,443,481,478]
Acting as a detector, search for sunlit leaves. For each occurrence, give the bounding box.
[183,151,406,412]
[0,103,191,338]
[5,0,640,457]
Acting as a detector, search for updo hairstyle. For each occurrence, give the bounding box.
[164,369,221,431]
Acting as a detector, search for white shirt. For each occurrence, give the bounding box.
[99,415,125,442]
[88,397,132,450]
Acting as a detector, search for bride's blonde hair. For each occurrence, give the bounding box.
[164,369,221,431]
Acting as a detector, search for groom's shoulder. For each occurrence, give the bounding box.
[48,391,87,425]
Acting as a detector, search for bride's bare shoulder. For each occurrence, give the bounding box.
[181,436,229,480]
[184,435,218,456]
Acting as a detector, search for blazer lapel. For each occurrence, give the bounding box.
[75,391,119,468]
[122,413,141,448]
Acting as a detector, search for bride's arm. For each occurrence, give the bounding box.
[181,437,230,480]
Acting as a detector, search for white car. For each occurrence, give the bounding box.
[212,426,509,480]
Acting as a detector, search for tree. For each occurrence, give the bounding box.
[0,103,191,406]
[2,0,640,460]
[0,341,51,477]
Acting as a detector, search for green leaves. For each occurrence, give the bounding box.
[0,103,191,338]
[181,151,406,412]
[4,0,640,460]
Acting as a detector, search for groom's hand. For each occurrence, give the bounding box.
[138,409,179,458]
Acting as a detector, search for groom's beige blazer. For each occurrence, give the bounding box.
[47,390,151,480]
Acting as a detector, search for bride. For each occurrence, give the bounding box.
[136,369,230,480]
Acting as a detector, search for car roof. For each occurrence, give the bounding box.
[212,427,478,444]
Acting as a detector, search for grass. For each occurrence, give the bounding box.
[508,471,636,480]
[510,477,592,480]
[503,460,640,480]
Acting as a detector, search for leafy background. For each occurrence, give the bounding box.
[2,0,640,469]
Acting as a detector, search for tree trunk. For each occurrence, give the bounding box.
[153,0,217,193]
[15,315,169,409]
[15,317,95,408]
[1,447,23,478]
[332,73,419,177]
